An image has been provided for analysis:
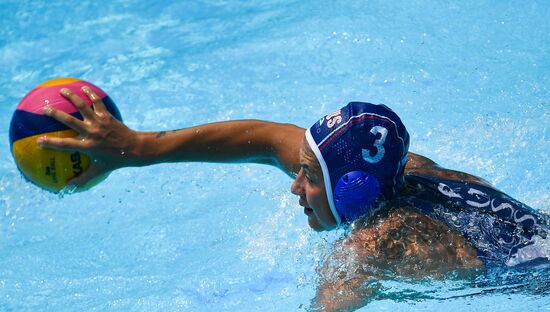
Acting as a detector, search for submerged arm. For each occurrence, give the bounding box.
[38,87,304,187]
[312,209,483,311]
[312,234,381,312]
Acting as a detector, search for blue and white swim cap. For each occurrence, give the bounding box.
[306,102,410,225]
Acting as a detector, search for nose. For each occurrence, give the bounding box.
[291,169,305,196]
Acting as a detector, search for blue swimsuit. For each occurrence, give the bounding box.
[402,175,550,267]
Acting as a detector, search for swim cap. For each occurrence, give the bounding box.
[305,102,410,225]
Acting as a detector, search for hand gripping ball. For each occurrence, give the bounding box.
[8,78,123,193]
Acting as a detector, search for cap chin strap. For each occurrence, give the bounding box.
[305,128,341,225]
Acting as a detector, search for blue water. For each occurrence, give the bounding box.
[1,0,549,311]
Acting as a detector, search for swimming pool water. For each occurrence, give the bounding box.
[0,0,549,311]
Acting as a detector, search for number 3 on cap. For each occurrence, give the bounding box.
[362,126,388,163]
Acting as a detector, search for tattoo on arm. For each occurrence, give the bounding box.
[156,131,166,139]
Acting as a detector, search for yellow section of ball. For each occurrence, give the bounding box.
[37,77,81,87]
[11,130,94,193]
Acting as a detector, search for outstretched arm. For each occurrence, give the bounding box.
[130,120,304,172]
[38,87,305,188]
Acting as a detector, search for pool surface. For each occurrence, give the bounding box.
[0,0,549,311]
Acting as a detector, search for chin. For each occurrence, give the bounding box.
[308,218,330,232]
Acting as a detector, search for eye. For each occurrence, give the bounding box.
[299,165,316,184]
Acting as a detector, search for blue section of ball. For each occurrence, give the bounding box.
[9,95,123,146]
[334,171,381,223]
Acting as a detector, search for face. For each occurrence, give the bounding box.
[290,139,337,231]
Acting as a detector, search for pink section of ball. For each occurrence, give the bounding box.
[17,80,108,115]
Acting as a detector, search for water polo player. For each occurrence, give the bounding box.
[39,87,550,311]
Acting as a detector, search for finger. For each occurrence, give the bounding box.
[37,136,85,152]
[66,165,105,190]
[60,88,96,120]
[81,86,108,115]
[44,106,86,133]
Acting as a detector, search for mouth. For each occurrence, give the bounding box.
[299,199,314,215]
[302,204,314,215]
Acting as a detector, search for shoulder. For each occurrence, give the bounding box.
[405,152,493,188]
[261,122,304,176]
[345,208,483,276]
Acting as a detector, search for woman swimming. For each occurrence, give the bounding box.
[38,87,549,311]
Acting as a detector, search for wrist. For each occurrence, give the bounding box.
[127,131,150,167]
